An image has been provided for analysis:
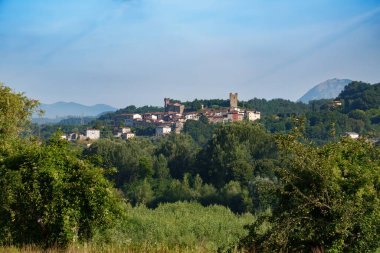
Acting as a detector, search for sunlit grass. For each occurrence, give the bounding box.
[0,202,252,253]
[0,244,243,253]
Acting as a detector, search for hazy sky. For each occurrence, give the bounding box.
[1,0,380,108]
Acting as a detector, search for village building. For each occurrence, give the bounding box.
[245,110,261,121]
[86,129,100,140]
[143,113,158,121]
[114,127,133,138]
[121,127,131,133]
[208,115,227,124]
[123,132,135,140]
[201,93,261,123]
[67,133,78,141]
[156,125,172,136]
[164,98,185,115]
[333,100,342,107]
[185,113,199,121]
[344,132,359,139]
[67,132,87,141]
[109,93,261,137]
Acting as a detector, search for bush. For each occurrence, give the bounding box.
[0,135,125,247]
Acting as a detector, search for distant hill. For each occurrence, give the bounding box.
[34,102,117,119]
[298,78,352,103]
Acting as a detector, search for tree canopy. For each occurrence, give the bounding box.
[0,85,124,247]
[0,84,39,146]
[240,133,380,252]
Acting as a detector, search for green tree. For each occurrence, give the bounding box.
[197,121,276,188]
[0,84,39,148]
[240,134,380,252]
[183,115,216,146]
[84,138,155,186]
[0,134,124,246]
[156,134,199,179]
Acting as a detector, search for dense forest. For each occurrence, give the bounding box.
[1,83,380,252]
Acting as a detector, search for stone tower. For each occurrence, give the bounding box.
[164,98,171,111]
[229,93,238,108]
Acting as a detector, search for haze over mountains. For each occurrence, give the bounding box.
[298,78,352,103]
[35,102,117,119]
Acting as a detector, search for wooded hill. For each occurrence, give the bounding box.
[1,83,380,252]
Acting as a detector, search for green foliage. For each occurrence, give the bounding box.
[240,98,309,115]
[182,99,230,109]
[31,124,89,141]
[0,84,39,146]
[84,138,155,186]
[0,134,124,246]
[240,134,380,252]
[218,181,253,214]
[197,121,277,188]
[92,202,254,252]
[4,83,380,252]
[148,174,218,207]
[155,134,199,179]
[338,81,380,112]
[304,110,367,143]
[133,125,156,136]
[183,115,217,146]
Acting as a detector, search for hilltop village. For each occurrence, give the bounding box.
[62,93,261,141]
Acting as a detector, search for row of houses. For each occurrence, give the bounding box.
[61,93,262,140]
[61,127,136,142]
[113,127,135,139]
[61,129,101,141]
[113,93,261,136]
[59,128,370,144]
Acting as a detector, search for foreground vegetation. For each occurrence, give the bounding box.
[93,202,254,252]
[1,83,379,252]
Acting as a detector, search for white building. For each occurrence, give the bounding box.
[86,129,100,140]
[144,114,158,121]
[156,126,172,136]
[132,114,142,120]
[344,132,359,139]
[124,132,135,140]
[185,113,200,121]
[68,133,85,141]
[246,111,261,121]
[121,127,131,134]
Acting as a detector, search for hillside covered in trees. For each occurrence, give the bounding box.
[1,83,379,252]
[36,80,380,146]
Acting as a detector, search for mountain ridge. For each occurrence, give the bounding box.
[298,78,352,103]
[34,101,117,119]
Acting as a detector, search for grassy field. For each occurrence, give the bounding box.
[0,245,241,253]
[0,202,254,253]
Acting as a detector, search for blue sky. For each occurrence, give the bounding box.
[1,0,380,108]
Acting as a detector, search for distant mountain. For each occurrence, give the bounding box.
[298,78,352,103]
[33,102,117,119]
